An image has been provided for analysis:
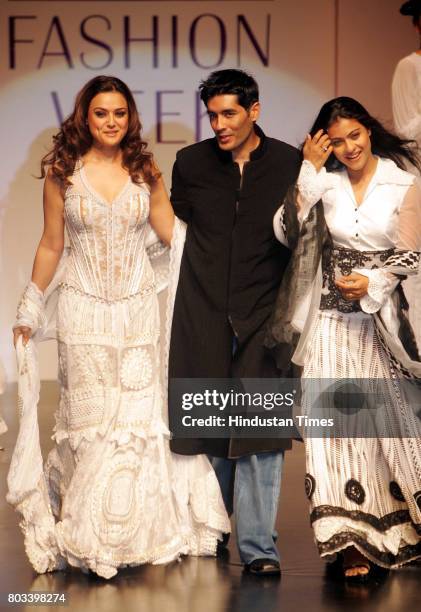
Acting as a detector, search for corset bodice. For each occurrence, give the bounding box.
[63,165,153,300]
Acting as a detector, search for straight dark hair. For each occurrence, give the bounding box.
[306,96,420,172]
[199,69,259,110]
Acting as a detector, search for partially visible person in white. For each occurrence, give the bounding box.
[392,1,421,148]
[392,0,421,344]
[0,360,7,447]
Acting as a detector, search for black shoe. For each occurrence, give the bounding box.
[216,532,230,558]
[244,558,281,577]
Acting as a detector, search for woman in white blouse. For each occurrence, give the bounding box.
[267,97,421,582]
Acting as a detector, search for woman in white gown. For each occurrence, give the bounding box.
[267,97,421,580]
[11,75,229,579]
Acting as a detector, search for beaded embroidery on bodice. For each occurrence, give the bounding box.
[64,166,154,300]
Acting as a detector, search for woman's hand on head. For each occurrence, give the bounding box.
[303,130,333,172]
[335,272,369,301]
[13,326,32,347]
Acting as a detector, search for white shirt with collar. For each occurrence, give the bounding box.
[274,157,421,313]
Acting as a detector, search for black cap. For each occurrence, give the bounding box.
[400,0,421,16]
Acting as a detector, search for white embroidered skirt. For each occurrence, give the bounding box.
[303,310,421,568]
[9,283,230,579]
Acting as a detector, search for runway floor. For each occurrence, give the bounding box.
[0,382,420,612]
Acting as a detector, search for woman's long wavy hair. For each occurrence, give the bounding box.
[305,96,421,173]
[40,75,159,186]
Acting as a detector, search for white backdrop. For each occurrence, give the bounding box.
[0,0,416,381]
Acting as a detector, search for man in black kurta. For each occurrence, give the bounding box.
[168,69,300,575]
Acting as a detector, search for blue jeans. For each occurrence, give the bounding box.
[212,451,284,564]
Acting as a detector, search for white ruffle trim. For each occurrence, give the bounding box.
[354,268,399,313]
[14,281,46,334]
[297,160,336,222]
[314,515,420,568]
[52,419,171,449]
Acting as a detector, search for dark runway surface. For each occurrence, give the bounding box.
[1,383,420,612]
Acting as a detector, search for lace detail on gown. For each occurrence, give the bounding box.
[8,168,230,579]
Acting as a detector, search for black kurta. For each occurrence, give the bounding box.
[169,126,301,457]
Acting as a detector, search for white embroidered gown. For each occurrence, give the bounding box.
[10,166,230,579]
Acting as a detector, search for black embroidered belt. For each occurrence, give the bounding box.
[320,246,394,313]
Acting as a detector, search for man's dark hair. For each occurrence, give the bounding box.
[199,69,259,110]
